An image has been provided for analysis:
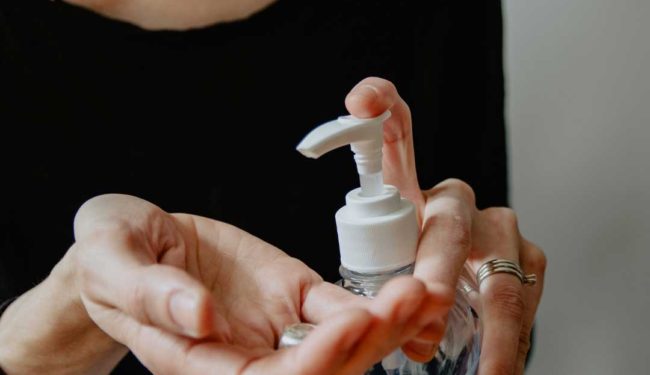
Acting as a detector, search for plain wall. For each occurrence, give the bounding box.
[504,0,650,373]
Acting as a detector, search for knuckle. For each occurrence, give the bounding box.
[442,178,476,205]
[483,207,519,233]
[485,283,525,320]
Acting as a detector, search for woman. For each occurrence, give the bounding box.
[0,1,545,374]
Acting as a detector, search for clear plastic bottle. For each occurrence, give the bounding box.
[337,263,481,375]
[286,111,482,374]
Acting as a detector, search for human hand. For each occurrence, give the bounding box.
[0,243,126,374]
[345,77,547,374]
[67,194,452,374]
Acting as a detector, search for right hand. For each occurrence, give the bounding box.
[71,194,452,374]
[345,77,546,373]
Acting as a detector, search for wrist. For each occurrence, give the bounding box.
[0,246,126,374]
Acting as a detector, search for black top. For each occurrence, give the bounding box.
[0,0,507,372]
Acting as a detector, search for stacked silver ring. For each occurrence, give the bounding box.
[477,259,537,286]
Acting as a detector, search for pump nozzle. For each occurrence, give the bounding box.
[297,110,418,273]
[297,111,390,196]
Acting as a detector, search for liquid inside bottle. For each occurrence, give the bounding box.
[336,263,481,375]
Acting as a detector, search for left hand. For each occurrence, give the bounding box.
[345,77,547,375]
[0,193,452,375]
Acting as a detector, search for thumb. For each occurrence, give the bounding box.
[120,264,229,340]
[76,235,231,341]
[345,77,424,211]
[73,194,230,341]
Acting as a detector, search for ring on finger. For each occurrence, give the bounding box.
[477,259,537,286]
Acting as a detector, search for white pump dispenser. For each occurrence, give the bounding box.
[297,111,419,274]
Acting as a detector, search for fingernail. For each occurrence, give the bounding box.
[350,84,378,102]
[170,290,199,337]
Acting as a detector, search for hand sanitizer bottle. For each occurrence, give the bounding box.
[283,111,481,375]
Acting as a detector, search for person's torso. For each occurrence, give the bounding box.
[0,1,506,371]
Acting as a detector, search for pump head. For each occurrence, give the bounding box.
[297,111,391,196]
[296,111,419,273]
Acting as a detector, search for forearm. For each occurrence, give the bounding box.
[0,248,126,375]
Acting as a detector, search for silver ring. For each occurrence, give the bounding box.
[477,259,536,286]
[460,282,475,294]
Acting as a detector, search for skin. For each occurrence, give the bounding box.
[62,0,278,30]
[345,77,547,374]
[0,193,451,375]
[0,77,546,375]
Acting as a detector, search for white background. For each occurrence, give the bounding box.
[505,0,650,373]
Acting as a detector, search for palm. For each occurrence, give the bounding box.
[180,213,320,350]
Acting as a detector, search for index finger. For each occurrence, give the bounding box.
[345,77,424,210]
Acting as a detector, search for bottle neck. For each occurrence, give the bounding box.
[338,263,415,298]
